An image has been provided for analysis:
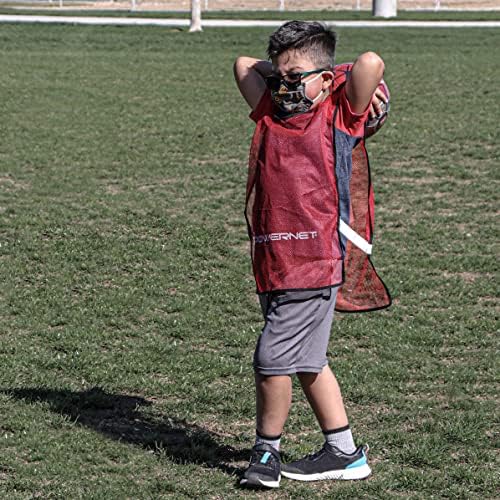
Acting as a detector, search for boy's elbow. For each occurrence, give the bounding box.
[234,56,253,71]
[234,56,250,82]
[233,57,242,76]
[359,51,385,78]
[234,56,245,70]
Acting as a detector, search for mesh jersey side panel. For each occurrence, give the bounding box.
[336,141,391,312]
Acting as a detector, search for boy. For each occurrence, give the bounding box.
[234,21,390,488]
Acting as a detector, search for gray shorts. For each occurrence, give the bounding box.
[253,287,338,376]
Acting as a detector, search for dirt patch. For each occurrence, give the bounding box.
[443,270,493,283]
[192,157,241,167]
[199,414,254,438]
[384,175,439,186]
[478,296,499,308]
[0,175,30,191]
[136,177,182,191]
[104,183,123,195]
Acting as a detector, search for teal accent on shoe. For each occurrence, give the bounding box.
[346,453,367,469]
[260,452,271,464]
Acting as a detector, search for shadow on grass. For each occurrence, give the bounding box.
[2,386,249,477]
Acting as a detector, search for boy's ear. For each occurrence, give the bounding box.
[321,71,334,88]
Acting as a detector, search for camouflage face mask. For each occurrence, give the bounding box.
[265,70,325,118]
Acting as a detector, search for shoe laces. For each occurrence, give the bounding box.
[250,447,279,467]
[306,444,328,461]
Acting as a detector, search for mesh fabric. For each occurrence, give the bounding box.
[336,141,391,312]
[246,100,343,293]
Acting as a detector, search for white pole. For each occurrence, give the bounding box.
[205,0,208,9]
[372,0,397,18]
[131,0,137,11]
[59,0,62,8]
[356,0,361,10]
[279,0,285,11]
[435,0,441,11]
[190,0,202,32]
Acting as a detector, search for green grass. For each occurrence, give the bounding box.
[0,7,500,21]
[0,24,498,498]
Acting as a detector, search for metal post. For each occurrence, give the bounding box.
[372,0,397,18]
[279,0,285,12]
[131,0,137,10]
[435,0,441,11]
[190,0,202,32]
[356,0,361,10]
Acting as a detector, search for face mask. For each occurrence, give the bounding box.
[268,72,325,118]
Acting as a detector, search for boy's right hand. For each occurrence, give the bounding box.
[369,87,388,121]
[234,57,273,111]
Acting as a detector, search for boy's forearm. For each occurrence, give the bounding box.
[254,59,274,78]
[347,52,385,114]
[234,57,273,79]
[234,57,273,110]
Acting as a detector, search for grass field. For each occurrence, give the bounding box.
[0,22,498,498]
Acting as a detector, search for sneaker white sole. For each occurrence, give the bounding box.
[281,464,371,482]
[240,475,281,488]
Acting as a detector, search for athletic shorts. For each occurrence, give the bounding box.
[253,287,338,376]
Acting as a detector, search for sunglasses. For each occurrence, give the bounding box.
[264,69,327,92]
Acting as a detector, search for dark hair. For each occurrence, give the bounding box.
[267,21,337,69]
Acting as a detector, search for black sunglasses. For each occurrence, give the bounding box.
[264,69,327,92]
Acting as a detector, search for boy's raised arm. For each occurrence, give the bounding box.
[346,52,385,114]
[233,57,273,111]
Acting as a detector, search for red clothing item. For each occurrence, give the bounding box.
[246,66,391,312]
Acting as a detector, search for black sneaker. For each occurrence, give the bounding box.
[281,443,371,481]
[240,443,281,488]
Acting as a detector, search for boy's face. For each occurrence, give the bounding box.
[272,49,333,109]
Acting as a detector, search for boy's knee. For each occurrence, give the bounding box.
[253,344,278,374]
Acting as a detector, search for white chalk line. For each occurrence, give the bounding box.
[0,15,499,27]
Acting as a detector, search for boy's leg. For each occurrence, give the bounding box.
[242,288,369,487]
[281,323,371,481]
[240,293,296,489]
[255,373,292,439]
[281,367,371,481]
[298,366,357,454]
[297,365,349,432]
[241,289,330,488]
[239,374,290,489]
